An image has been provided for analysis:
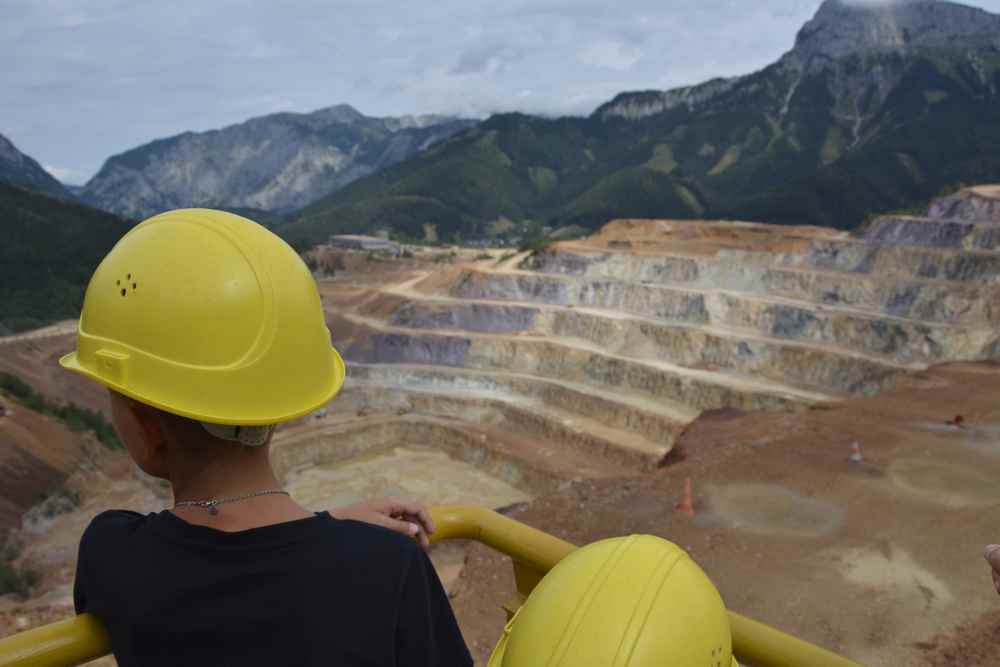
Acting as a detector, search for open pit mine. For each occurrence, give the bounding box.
[3,186,1000,666]
[309,188,1000,483]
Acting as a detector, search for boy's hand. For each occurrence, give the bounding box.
[332,497,436,549]
[986,545,1000,594]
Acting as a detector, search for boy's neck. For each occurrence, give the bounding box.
[169,449,281,501]
[167,445,314,530]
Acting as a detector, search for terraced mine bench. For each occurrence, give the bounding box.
[321,202,1000,488]
[0,506,863,667]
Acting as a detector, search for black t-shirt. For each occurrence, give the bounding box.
[73,509,473,667]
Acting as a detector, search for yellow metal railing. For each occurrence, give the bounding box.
[0,505,864,667]
[0,615,108,667]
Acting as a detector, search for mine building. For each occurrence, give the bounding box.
[329,234,402,256]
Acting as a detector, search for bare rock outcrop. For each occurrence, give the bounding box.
[927,185,1000,223]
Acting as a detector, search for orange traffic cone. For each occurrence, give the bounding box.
[676,477,695,517]
[849,442,864,463]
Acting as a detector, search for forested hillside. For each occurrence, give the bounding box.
[0,183,131,333]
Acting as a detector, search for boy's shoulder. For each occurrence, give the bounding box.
[79,509,147,544]
[78,511,422,571]
[330,517,424,560]
[82,509,148,539]
[76,510,150,565]
[80,510,419,555]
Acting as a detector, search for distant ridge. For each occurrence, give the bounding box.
[283,0,1000,245]
[81,105,475,220]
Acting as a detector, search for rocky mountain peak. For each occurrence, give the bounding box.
[599,0,1000,121]
[792,0,1000,64]
[0,133,22,163]
[0,132,72,199]
[309,104,366,125]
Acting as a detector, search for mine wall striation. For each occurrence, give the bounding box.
[285,188,1000,480]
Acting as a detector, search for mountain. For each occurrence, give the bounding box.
[80,105,476,220]
[0,183,132,334]
[282,0,1000,245]
[0,134,73,199]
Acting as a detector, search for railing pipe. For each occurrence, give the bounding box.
[429,504,575,569]
[0,615,109,667]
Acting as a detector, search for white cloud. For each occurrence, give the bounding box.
[578,40,642,71]
[4,0,1000,181]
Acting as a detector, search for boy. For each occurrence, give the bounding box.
[62,209,472,666]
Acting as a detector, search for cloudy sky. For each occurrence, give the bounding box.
[3,0,998,184]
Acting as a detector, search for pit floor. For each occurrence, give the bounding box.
[285,446,531,512]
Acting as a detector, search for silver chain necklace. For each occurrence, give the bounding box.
[173,489,289,515]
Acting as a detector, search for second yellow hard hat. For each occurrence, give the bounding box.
[489,534,736,667]
[60,208,345,425]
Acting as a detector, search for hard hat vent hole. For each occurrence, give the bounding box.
[116,274,137,296]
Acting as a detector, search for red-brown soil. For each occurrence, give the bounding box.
[0,333,110,417]
[0,402,94,532]
[449,362,1000,666]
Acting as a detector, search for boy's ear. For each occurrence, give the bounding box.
[127,400,169,455]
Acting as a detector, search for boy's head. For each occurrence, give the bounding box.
[60,208,345,472]
[108,390,274,478]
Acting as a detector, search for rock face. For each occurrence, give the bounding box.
[927,185,1000,222]
[0,134,72,199]
[81,105,474,220]
[606,0,1000,147]
[792,0,1000,63]
[601,0,1000,122]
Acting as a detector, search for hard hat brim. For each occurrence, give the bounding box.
[486,631,509,667]
[58,345,347,426]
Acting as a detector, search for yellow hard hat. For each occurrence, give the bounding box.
[489,535,737,667]
[60,208,345,426]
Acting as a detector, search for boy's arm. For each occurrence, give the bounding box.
[394,546,473,667]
